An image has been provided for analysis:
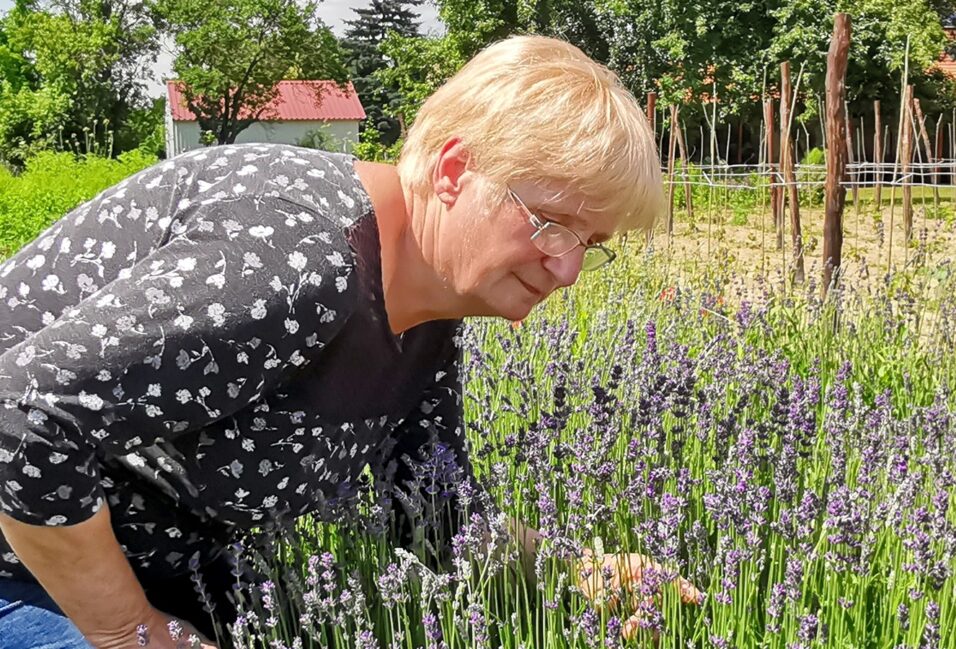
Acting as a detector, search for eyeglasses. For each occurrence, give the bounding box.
[507,188,616,271]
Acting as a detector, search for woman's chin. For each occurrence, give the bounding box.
[467,285,537,321]
[495,298,535,322]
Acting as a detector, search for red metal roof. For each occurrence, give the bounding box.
[166,80,366,122]
[937,29,956,79]
[935,58,956,79]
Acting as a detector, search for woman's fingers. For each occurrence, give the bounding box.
[621,597,661,644]
[577,551,704,616]
[615,554,703,606]
[677,574,704,605]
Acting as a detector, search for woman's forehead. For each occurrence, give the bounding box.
[509,180,618,239]
[509,180,584,215]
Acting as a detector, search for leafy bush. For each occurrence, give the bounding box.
[0,79,71,170]
[670,162,769,220]
[798,146,827,206]
[0,148,156,258]
[113,98,166,159]
[351,124,403,162]
[296,127,349,154]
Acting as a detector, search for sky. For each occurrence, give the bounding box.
[0,0,444,98]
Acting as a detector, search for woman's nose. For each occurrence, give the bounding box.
[542,247,585,288]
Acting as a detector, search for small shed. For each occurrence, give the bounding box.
[165,80,366,158]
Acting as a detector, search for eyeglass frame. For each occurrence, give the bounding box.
[507,187,616,271]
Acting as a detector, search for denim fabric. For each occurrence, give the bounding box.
[0,579,92,649]
[0,550,247,649]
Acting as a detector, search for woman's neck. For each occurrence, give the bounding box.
[352,160,456,334]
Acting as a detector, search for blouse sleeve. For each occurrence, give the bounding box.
[0,195,356,526]
[377,324,487,557]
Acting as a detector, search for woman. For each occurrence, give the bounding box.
[0,35,692,648]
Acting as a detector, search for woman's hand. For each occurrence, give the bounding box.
[0,510,218,649]
[87,607,218,649]
[575,549,702,640]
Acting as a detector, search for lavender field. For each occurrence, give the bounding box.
[218,246,956,649]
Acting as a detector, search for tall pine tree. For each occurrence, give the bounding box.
[341,0,422,146]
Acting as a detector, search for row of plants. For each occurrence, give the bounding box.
[2,145,953,648]
[203,245,956,647]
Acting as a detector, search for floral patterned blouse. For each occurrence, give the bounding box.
[0,144,470,583]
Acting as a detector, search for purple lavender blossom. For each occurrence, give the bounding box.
[898,602,910,631]
[921,601,940,648]
[797,613,819,643]
[376,562,408,609]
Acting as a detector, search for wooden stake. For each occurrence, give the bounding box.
[764,98,781,248]
[934,114,944,204]
[666,104,678,238]
[857,117,865,165]
[737,121,744,164]
[823,13,851,297]
[874,100,883,206]
[913,98,939,208]
[845,109,858,220]
[902,85,914,243]
[675,113,694,225]
[646,92,657,136]
[781,61,805,284]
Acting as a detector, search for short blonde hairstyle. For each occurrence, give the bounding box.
[397,34,664,234]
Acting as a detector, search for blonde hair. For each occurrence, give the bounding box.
[397,34,664,234]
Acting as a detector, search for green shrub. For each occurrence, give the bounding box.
[351,124,403,162]
[296,127,348,154]
[0,148,157,259]
[670,162,768,221]
[798,146,826,206]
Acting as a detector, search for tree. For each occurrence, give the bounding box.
[411,0,954,158]
[770,0,948,109]
[0,0,162,166]
[340,0,422,146]
[377,32,466,130]
[376,0,610,131]
[151,0,348,146]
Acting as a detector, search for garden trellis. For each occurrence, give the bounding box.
[651,15,956,292]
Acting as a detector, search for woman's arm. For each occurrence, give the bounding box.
[508,516,543,583]
[0,508,213,648]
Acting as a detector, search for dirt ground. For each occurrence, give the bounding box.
[645,199,956,300]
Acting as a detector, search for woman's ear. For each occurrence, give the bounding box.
[432,137,472,207]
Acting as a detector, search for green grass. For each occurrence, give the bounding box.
[851,185,956,204]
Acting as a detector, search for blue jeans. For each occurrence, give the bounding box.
[0,552,251,648]
[0,579,92,649]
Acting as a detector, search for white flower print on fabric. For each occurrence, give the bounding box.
[0,144,478,586]
[0,148,359,530]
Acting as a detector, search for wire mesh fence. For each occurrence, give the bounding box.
[661,161,956,190]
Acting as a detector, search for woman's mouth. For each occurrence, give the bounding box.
[514,274,541,297]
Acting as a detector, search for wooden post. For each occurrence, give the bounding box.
[666,103,678,237]
[780,61,805,284]
[857,117,866,165]
[823,13,851,297]
[912,98,939,209]
[737,121,744,164]
[934,115,944,200]
[764,98,781,248]
[902,85,914,243]
[845,110,858,219]
[675,113,694,225]
[874,100,883,206]
[646,92,657,137]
